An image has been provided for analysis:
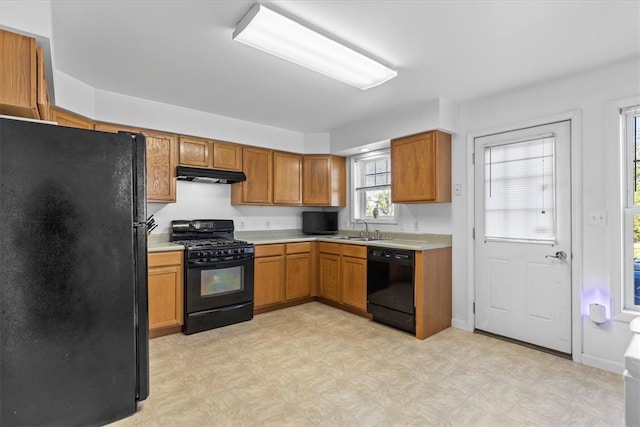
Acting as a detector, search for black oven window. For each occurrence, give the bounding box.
[201,266,244,297]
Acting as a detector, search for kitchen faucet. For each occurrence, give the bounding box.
[354,218,369,238]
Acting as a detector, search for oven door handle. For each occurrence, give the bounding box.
[189,257,253,268]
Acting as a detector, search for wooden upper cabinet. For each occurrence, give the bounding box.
[144,130,177,203]
[94,122,140,134]
[36,46,50,121]
[273,151,302,205]
[231,146,273,205]
[178,135,210,168]
[391,130,451,203]
[0,29,38,119]
[213,140,242,171]
[50,107,94,130]
[302,155,346,207]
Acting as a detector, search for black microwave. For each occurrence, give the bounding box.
[302,211,338,235]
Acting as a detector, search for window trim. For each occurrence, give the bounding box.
[622,105,640,312]
[350,149,397,224]
[603,96,640,322]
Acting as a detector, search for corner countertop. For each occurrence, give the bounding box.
[148,237,184,253]
[147,230,452,253]
[236,230,452,251]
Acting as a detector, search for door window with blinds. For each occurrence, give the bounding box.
[352,149,395,222]
[484,136,556,242]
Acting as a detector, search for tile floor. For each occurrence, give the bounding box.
[111,302,625,426]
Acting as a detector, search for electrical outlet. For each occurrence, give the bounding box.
[454,184,463,197]
[239,221,245,229]
[266,218,271,228]
[414,221,419,231]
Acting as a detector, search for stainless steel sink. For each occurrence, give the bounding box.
[327,235,390,242]
[345,236,379,241]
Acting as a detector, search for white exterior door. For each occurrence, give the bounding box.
[474,121,572,353]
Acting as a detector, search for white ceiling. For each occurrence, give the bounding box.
[49,0,640,133]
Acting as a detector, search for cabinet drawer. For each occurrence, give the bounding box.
[341,244,367,259]
[286,242,312,254]
[148,251,183,267]
[317,242,341,255]
[255,244,285,257]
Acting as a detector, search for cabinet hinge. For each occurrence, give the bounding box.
[472,227,475,239]
[473,302,476,314]
[472,153,475,164]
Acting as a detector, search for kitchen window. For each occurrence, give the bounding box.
[623,105,640,311]
[351,149,395,223]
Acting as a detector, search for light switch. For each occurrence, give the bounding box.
[454,184,462,197]
[588,210,607,225]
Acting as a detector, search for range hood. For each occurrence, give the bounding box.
[176,166,246,184]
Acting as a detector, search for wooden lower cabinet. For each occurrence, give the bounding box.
[148,251,184,338]
[317,243,367,313]
[340,255,367,311]
[317,243,341,302]
[415,247,452,340]
[255,242,314,311]
[254,244,285,307]
[285,242,314,300]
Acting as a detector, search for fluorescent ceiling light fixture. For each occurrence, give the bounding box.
[232,3,397,90]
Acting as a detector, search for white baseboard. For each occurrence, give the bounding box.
[451,318,473,332]
[581,353,624,375]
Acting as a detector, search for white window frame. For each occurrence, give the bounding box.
[623,105,640,312]
[350,149,396,224]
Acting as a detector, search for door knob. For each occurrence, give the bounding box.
[545,251,567,260]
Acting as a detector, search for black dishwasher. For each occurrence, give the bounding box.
[367,247,415,334]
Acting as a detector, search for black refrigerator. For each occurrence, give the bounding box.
[0,117,149,426]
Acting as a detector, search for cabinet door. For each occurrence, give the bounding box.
[36,46,50,121]
[0,29,38,119]
[144,131,177,203]
[341,256,367,311]
[231,146,273,204]
[254,255,285,307]
[391,131,451,203]
[302,155,346,206]
[148,251,183,333]
[179,136,210,167]
[148,264,183,330]
[274,151,302,205]
[286,252,311,300]
[303,155,331,205]
[213,140,242,171]
[318,252,340,302]
[50,107,94,130]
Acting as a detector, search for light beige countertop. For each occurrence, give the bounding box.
[147,235,184,253]
[236,229,451,251]
[147,230,451,252]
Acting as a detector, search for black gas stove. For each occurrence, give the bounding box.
[171,219,254,263]
[170,219,255,335]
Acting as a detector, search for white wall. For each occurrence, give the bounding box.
[330,98,457,154]
[147,182,313,234]
[457,57,640,373]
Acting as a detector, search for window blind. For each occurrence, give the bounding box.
[484,136,556,242]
